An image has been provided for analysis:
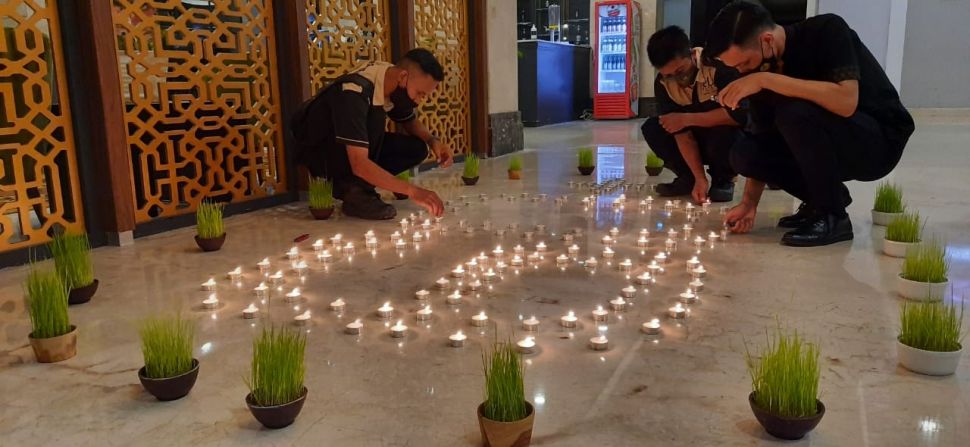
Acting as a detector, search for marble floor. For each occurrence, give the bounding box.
[1,114,968,446]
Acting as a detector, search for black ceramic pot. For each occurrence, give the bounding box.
[246,387,308,429]
[68,279,99,305]
[194,233,226,252]
[138,359,200,401]
[749,392,825,440]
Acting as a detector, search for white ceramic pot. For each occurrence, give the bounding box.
[871,209,902,226]
[897,339,963,376]
[882,239,919,258]
[896,274,948,301]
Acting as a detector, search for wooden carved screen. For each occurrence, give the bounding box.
[112,0,286,223]
[0,0,85,251]
[305,0,392,94]
[413,0,470,158]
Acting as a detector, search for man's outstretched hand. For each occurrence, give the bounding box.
[409,186,444,217]
[431,139,454,168]
[723,202,757,233]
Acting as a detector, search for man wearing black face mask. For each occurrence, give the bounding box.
[707,1,914,247]
[640,26,746,204]
[291,48,450,219]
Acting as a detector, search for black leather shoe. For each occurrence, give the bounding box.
[778,202,816,228]
[656,176,693,197]
[781,213,853,247]
[338,185,396,220]
[708,180,735,202]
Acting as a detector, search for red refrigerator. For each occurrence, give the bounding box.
[593,0,641,119]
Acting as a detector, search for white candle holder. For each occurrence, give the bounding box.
[345,319,363,335]
[601,235,614,246]
[253,282,268,298]
[618,259,633,272]
[242,304,258,319]
[201,278,217,291]
[471,311,489,327]
[602,248,614,259]
[294,311,311,326]
[654,252,668,265]
[495,261,508,272]
[609,227,620,237]
[693,236,706,247]
[483,269,497,282]
[451,266,465,278]
[585,257,599,268]
[689,279,705,292]
[517,336,537,354]
[641,319,662,335]
[679,289,698,304]
[562,233,574,243]
[446,290,463,305]
[286,247,299,260]
[202,294,219,309]
[665,239,677,252]
[589,335,609,351]
[415,289,431,300]
[610,296,627,311]
[435,277,450,289]
[465,280,482,292]
[560,311,578,328]
[227,267,242,281]
[513,244,525,256]
[390,320,408,338]
[318,250,333,263]
[568,244,580,255]
[377,302,394,319]
[691,265,707,279]
[449,330,467,347]
[592,306,609,323]
[668,303,687,319]
[621,285,637,298]
[257,258,271,273]
[667,229,679,240]
[329,298,346,312]
[510,255,524,267]
[635,272,653,285]
[637,237,649,248]
[416,306,433,321]
[522,316,540,332]
[556,254,569,265]
[285,288,301,302]
[535,242,547,252]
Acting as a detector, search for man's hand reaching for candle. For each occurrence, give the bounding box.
[409,186,444,217]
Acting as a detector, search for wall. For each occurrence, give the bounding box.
[900,0,970,108]
[816,0,907,92]
[486,1,518,113]
[661,0,691,35]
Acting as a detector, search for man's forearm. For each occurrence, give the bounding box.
[760,73,858,118]
[688,108,740,128]
[673,131,707,181]
[741,178,766,207]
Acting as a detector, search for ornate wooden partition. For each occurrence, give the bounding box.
[111,0,287,223]
[305,0,392,94]
[412,0,471,158]
[0,0,85,251]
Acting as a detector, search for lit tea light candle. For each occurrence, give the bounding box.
[686,256,700,273]
[689,279,705,292]
[535,224,546,233]
[285,287,301,302]
[435,277,450,289]
[641,318,662,335]
[492,245,505,257]
[517,336,537,354]
[390,231,402,242]
[390,320,408,338]
[364,230,375,240]
[318,250,333,262]
[673,199,682,207]
[567,244,580,255]
[610,296,627,311]
[202,293,219,309]
[471,311,489,327]
[664,200,674,212]
[702,199,711,211]
[527,252,540,264]
[618,259,633,272]
[636,272,653,285]
[562,233,574,243]
[394,239,407,250]
[312,239,325,252]
[621,285,637,298]
[416,305,433,321]
[513,244,525,256]
[612,199,622,208]
[495,261,508,272]
[654,252,668,264]
[668,303,687,319]
[451,265,465,278]
[465,258,479,271]
[589,335,609,351]
[408,231,421,243]
[226,266,242,281]
[645,196,655,205]
[449,330,467,347]
[708,231,720,242]
[399,218,409,230]
[257,257,271,273]
[667,229,679,240]
[647,261,663,276]
[691,265,707,279]
[693,236,706,247]
[522,315,540,331]
[345,319,363,335]
[477,252,489,265]
[329,298,346,312]
[269,270,284,284]
[582,197,590,205]
[609,227,620,238]
[602,247,614,259]
[679,288,698,304]
[560,311,578,328]
[293,260,308,276]
[466,279,482,291]
[483,269,497,282]
[366,237,378,249]
[592,305,609,322]
[330,234,343,246]
[585,257,599,268]
[556,254,569,265]
[638,200,649,209]
[665,238,677,252]
[253,282,268,297]
[286,246,299,260]
[639,229,650,239]
[242,303,258,319]
[446,290,463,305]
[637,236,649,248]
[422,219,432,230]
[601,235,613,245]
[377,302,394,319]
[511,255,524,267]
[415,289,431,300]
[535,241,547,252]
[293,310,311,326]
[464,226,474,234]
[201,278,217,291]
[721,227,729,241]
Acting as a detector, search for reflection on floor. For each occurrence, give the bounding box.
[0,115,968,446]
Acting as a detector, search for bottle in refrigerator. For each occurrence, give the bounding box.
[530,24,537,40]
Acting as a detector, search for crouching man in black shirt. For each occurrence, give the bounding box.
[641,26,745,203]
[291,49,450,219]
[706,1,914,247]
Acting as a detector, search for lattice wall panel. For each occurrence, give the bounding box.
[305,0,392,94]
[0,0,85,251]
[112,0,286,223]
[413,0,470,158]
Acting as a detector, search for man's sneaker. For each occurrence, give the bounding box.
[778,202,816,228]
[708,180,735,202]
[655,176,693,197]
[339,185,396,220]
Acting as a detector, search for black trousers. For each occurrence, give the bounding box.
[729,98,904,214]
[640,117,739,183]
[305,133,428,195]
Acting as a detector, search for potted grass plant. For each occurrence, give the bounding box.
[25,266,77,363]
[463,153,481,185]
[307,176,334,220]
[645,151,664,176]
[898,239,949,300]
[49,231,98,305]
[507,156,523,180]
[872,182,904,226]
[246,326,308,429]
[745,327,824,440]
[138,314,199,401]
[194,200,226,252]
[394,171,412,200]
[478,339,534,447]
[577,148,595,175]
[883,211,922,258]
[897,300,964,376]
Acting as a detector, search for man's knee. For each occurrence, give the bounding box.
[640,117,666,142]
[774,99,825,130]
[728,138,760,178]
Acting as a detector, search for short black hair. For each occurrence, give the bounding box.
[705,1,776,59]
[647,26,691,69]
[400,48,445,82]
